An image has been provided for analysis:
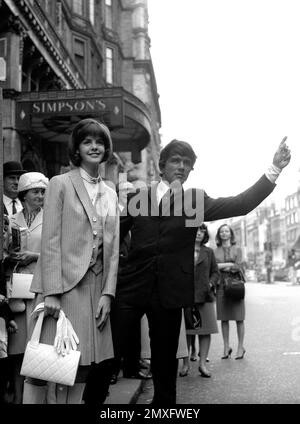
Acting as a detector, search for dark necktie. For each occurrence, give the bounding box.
[12,199,17,215]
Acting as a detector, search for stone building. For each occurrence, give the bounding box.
[0,0,161,184]
[285,189,300,253]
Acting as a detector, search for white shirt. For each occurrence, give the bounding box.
[79,167,101,205]
[156,180,171,204]
[3,194,23,217]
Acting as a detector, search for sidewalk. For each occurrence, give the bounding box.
[104,377,145,404]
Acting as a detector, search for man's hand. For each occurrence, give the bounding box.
[9,250,38,266]
[96,295,111,331]
[273,136,291,169]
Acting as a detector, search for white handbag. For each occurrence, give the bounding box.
[20,311,81,386]
[9,273,35,299]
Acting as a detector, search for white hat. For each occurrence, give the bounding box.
[18,172,49,193]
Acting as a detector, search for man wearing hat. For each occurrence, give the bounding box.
[3,162,26,217]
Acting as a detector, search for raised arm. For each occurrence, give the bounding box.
[204,137,291,222]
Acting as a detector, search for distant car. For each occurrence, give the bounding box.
[245,270,257,281]
[273,267,290,282]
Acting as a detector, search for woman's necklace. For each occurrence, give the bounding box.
[80,167,101,184]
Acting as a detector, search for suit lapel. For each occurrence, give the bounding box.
[27,209,43,231]
[195,246,207,265]
[69,169,96,225]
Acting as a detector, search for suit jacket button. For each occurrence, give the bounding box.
[93,231,97,237]
[92,217,97,222]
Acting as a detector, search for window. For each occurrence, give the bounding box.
[106,47,113,84]
[73,0,83,15]
[105,0,113,29]
[89,0,95,25]
[0,38,7,57]
[74,38,85,74]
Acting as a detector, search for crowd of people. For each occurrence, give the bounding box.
[0,118,291,405]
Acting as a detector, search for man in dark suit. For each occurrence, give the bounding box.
[114,137,291,404]
[3,161,25,217]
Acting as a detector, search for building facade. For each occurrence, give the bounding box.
[0,0,161,184]
[285,189,300,252]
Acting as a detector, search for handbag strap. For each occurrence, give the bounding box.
[30,311,45,346]
[12,262,20,273]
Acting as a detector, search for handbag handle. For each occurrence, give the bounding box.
[30,311,45,347]
[12,262,20,273]
[30,305,79,352]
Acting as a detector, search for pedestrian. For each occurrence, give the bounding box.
[115,136,290,404]
[28,118,119,405]
[0,249,18,404]
[5,172,48,404]
[180,224,219,378]
[3,162,26,217]
[214,223,246,359]
[288,249,297,285]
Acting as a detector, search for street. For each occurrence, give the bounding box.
[137,281,300,404]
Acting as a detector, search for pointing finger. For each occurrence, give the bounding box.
[280,136,288,146]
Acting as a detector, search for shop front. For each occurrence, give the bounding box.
[11,87,151,182]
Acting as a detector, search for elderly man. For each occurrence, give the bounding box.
[114,137,291,404]
[3,162,26,217]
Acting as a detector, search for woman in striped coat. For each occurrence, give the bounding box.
[25,119,119,404]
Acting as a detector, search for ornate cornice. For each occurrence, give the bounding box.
[4,0,85,89]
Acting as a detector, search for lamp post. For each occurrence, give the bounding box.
[0,86,3,263]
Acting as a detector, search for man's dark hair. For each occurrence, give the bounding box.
[159,139,197,175]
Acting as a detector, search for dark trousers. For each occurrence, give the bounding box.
[83,359,114,405]
[112,291,182,404]
[0,358,9,404]
[111,303,142,376]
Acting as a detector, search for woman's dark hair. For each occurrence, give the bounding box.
[18,190,29,202]
[197,223,209,245]
[159,139,197,175]
[215,224,237,247]
[68,118,113,166]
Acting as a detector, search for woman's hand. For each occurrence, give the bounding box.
[96,295,112,331]
[44,295,61,319]
[9,250,38,266]
[7,320,18,333]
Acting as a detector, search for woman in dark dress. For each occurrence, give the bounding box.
[180,224,219,378]
[214,224,246,360]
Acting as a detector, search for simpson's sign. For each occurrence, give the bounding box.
[32,98,107,114]
[16,95,124,129]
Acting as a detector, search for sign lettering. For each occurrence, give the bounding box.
[32,98,107,114]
